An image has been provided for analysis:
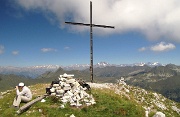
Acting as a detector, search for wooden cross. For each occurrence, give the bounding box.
[65,1,114,82]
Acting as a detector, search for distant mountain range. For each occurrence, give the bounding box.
[0,62,164,78]
[1,62,180,103]
[0,65,59,78]
[63,62,164,70]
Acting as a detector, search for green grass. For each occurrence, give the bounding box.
[0,84,145,117]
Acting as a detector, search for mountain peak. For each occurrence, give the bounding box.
[96,62,110,67]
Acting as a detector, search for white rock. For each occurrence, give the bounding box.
[62,99,68,103]
[86,102,91,106]
[73,91,78,96]
[64,86,71,91]
[84,99,89,102]
[66,79,76,84]
[73,81,80,87]
[56,89,64,94]
[70,114,76,117]
[50,87,55,93]
[41,99,46,102]
[56,94,63,97]
[59,77,66,81]
[63,95,70,99]
[69,98,74,103]
[64,84,71,87]
[60,104,65,109]
[67,91,74,96]
[70,103,76,106]
[53,84,59,87]
[91,98,95,102]
[145,110,149,117]
[125,88,129,93]
[153,93,160,100]
[51,93,56,96]
[60,82,65,87]
[153,112,165,117]
[77,104,82,107]
[76,103,82,107]
[60,73,74,78]
[172,106,180,114]
[39,109,43,113]
[56,86,62,90]
[90,100,96,105]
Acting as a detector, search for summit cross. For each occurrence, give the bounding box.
[65,1,115,82]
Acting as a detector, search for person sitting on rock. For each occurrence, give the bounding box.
[12,82,32,109]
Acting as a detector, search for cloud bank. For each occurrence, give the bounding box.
[15,0,180,42]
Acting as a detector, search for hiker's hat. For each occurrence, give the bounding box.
[18,82,25,87]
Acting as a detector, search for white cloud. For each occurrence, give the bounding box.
[138,47,146,52]
[41,48,57,52]
[16,0,180,42]
[139,42,176,52]
[12,51,19,55]
[0,45,4,54]
[64,46,70,50]
[150,42,176,52]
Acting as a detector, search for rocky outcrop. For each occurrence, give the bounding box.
[88,77,179,117]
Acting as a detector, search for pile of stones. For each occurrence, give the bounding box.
[46,73,95,107]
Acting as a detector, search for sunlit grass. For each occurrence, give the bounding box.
[0,84,145,117]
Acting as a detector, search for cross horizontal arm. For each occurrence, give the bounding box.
[65,22,115,29]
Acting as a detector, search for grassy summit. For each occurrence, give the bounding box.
[0,83,145,117]
[0,83,179,117]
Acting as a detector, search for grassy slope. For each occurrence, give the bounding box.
[0,83,145,117]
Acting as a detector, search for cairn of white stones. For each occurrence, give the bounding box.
[46,73,96,107]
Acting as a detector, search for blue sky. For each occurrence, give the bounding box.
[0,0,180,67]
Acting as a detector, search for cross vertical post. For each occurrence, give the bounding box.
[90,1,93,82]
[65,1,114,83]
